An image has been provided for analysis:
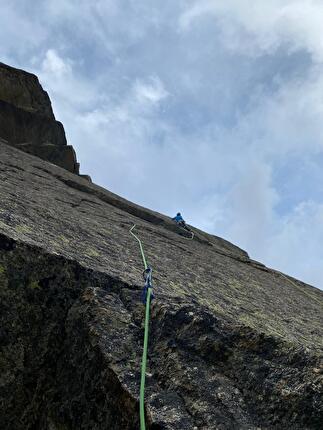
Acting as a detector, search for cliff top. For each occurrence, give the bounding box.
[0,62,82,175]
[0,62,54,119]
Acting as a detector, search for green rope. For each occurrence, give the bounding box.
[130,224,152,430]
[130,224,148,270]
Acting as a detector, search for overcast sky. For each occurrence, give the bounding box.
[1,0,323,289]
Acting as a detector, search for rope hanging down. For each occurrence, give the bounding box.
[183,227,194,240]
[130,224,153,430]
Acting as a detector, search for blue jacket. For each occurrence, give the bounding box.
[173,214,184,223]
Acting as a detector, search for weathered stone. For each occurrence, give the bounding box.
[0,99,67,146]
[0,62,54,118]
[0,63,83,176]
[16,142,79,174]
[0,141,322,429]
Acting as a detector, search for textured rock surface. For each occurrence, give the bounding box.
[0,63,80,174]
[0,141,322,430]
[0,62,54,118]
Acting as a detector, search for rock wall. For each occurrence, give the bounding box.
[0,62,54,118]
[0,62,80,175]
[0,141,322,429]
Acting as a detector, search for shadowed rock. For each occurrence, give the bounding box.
[0,140,322,430]
[0,62,82,175]
[0,62,54,118]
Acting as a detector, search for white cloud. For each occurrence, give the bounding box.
[180,0,323,62]
[42,49,72,77]
[0,2,46,60]
[224,161,279,253]
[134,76,169,105]
[267,200,323,287]
[232,71,323,158]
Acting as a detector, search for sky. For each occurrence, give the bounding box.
[1,0,323,289]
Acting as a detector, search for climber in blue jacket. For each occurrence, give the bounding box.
[172,212,193,236]
[172,212,184,224]
[172,212,190,229]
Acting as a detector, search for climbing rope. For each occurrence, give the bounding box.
[185,229,194,240]
[130,224,153,430]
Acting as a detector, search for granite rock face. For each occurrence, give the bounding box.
[0,62,54,118]
[0,141,322,430]
[0,66,322,429]
[0,63,80,174]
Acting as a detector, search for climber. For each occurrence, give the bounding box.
[172,212,185,226]
[141,266,154,304]
[172,212,191,231]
